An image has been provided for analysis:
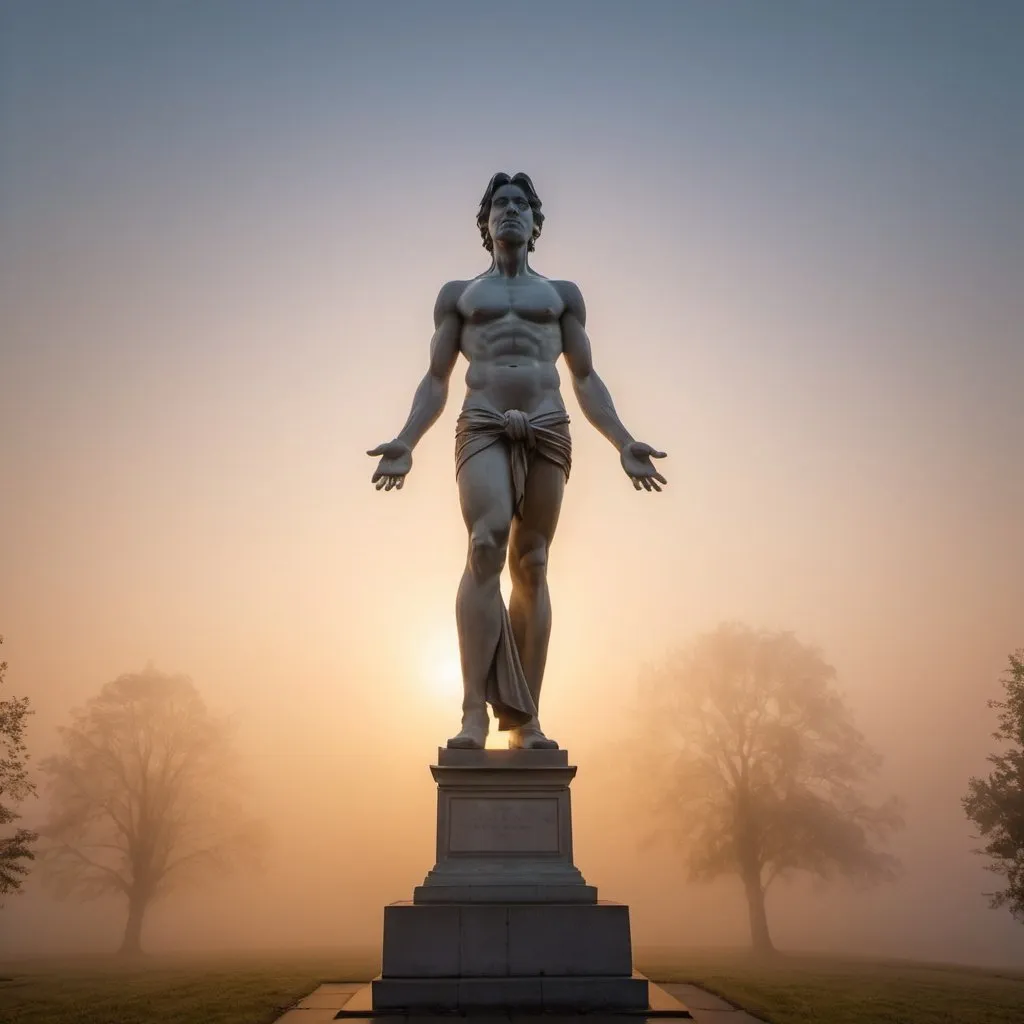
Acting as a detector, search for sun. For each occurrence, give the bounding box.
[420,631,506,748]
[424,637,463,701]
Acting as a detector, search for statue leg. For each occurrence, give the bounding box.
[507,455,565,750]
[448,442,514,749]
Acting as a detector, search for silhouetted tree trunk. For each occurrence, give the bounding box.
[742,868,774,955]
[119,889,149,956]
[735,790,775,955]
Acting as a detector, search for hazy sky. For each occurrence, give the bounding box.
[1,1,1022,963]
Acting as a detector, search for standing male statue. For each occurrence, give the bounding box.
[368,172,667,751]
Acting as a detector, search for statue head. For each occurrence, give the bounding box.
[477,172,545,254]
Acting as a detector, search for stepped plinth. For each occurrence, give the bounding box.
[369,748,649,1013]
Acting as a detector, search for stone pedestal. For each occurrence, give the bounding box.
[371,748,648,1012]
[415,747,596,903]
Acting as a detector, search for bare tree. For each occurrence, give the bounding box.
[963,649,1024,921]
[1,635,38,903]
[633,623,903,954]
[40,667,264,954]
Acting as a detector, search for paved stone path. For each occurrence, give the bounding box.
[273,983,363,1023]
[663,983,767,1023]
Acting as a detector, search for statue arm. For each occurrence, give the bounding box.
[559,281,635,451]
[395,281,463,450]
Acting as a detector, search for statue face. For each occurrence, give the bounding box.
[488,183,534,249]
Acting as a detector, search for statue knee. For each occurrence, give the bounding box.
[515,544,548,590]
[469,528,508,580]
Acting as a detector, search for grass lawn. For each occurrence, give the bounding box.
[638,947,1024,1024]
[0,949,378,1024]
[1,947,1022,1023]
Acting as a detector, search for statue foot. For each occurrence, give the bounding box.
[509,722,559,750]
[446,709,489,750]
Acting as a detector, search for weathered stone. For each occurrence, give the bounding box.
[381,901,633,979]
[370,972,649,1011]
[506,902,633,976]
[369,750,653,1014]
[381,903,459,977]
[335,979,693,1020]
[437,747,568,768]
[458,903,508,977]
[449,795,560,853]
[416,748,593,902]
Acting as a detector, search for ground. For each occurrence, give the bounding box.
[643,948,1024,1024]
[0,950,373,1024]
[0,948,1022,1024]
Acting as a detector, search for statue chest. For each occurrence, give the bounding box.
[459,278,565,325]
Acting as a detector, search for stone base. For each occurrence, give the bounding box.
[417,748,594,904]
[371,972,650,1012]
[364,749,656,1016]
[413,883,597,903]
[333,978,693,1019]
[382,901,633,978]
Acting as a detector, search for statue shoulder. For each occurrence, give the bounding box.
[434,279,469,323]
[551,279,586,323]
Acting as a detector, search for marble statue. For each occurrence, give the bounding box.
[368,172,666,751]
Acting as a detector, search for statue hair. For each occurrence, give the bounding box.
[476,172,545,253]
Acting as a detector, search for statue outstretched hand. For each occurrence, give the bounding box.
[620,441,668,492]
[367,439,412,491]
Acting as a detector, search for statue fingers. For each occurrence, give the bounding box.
[650,449,667,460]
[631,476,642,491]
[640,477,653,492]
[653,471,668,485]
[395,476,405,490]
[367,445,385,457]
[375,476,387,490]
[647,479,662,492]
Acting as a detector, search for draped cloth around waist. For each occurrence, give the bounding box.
[455,407,572,519]
[454,406,572,731]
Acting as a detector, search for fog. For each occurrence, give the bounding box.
[2,1,1022,968]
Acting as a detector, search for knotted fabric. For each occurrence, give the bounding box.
[455,406,572,519]
[453,405,572,730]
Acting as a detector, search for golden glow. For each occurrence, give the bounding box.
[423,635,462,702]
[421,632,516,749]
[5,1,1022,968]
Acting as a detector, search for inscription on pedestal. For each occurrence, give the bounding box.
[449,797,559,854]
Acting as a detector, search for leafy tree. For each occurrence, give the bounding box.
[634,623,903,954]
[1,635,38,903]
[40,668,264,954]
[963,650,1024,921]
